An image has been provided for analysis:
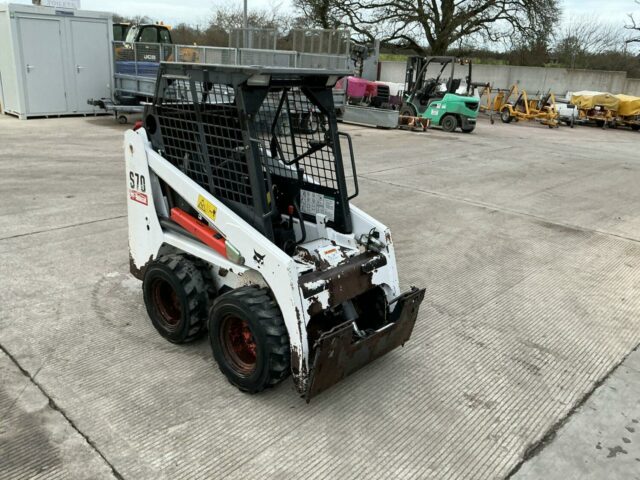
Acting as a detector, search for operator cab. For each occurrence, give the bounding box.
[113,23,130,42]
[124,24,173,44]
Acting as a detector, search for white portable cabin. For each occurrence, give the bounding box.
[0,3,113,119]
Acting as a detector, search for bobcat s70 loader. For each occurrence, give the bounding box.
[125,62,425,401]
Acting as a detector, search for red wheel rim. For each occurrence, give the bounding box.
[151,278,181,330]
[220,315,257,375]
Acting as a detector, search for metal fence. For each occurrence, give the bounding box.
[112,41,350,98]
[113,41,348,73]
[229,28,278,50]
[291,29,350,56]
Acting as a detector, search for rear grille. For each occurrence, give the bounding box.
[375,84,390,102]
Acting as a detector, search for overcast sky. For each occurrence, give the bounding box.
[12,0,640,28]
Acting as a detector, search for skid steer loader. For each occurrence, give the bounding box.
[125,62,425,401]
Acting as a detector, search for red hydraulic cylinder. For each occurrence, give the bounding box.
[170,208,227,257]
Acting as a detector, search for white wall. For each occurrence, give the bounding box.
[624,78,640,96]
[379,61,632,96]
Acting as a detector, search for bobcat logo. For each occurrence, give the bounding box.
[253,250,265,266]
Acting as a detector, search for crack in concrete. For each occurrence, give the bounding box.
[505,341,640,478]
[0,344,125,480]
[0,215,126,242]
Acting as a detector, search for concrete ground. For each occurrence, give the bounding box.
[1,114,639,479]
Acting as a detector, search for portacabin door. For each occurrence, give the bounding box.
[69,19,111,113]
[17,16,68,115]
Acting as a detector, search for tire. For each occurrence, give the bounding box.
[632,124,640,131]
[399,104,417,117]
[209,286,290,393]
[500,109,513,123]
[117,115,128,125]
[441,114,458,132]
[595,119,605,128]
[461,125,475,133]
[143,254,209,343]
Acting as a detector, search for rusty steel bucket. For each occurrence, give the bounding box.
[305,287,426,401]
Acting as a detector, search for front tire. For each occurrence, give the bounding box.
[399,104,417,117]
[143,254,209,343]
[501,108,513,123]
[441,114,458,132]
[209,286,290,393]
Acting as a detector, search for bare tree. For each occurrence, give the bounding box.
[295,0,560,55]
[556,16,625,54]
[210,0,297,35]
[625,0,640,44]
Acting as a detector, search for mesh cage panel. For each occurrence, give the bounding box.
[254,88,337,191]
[154,78,253,207]
[146,64,354,236]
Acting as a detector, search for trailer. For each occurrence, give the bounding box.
[87,97,144,124]
[92,40,351,122]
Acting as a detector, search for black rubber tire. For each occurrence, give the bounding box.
[500,109,513,123]
[461,125,475,133]
[441,114,458,132]
[399,104,417,117]
[632,124,640,131]
[595,119,605,128]
[142,254,209,343]
[209,286,290,393]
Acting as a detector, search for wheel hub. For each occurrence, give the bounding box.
[151,278,181,330]
[221,316,257,375]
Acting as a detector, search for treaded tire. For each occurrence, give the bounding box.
[143,254,209,343]
[209,286,290,393]
[441,114,458,132]
[399,104,417,117]
[501,109,513,123]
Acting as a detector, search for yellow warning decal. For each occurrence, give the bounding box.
[197,195,217,221]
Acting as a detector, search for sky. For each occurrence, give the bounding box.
[11,0,640,28]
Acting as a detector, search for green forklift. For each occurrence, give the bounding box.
[400,56,479,133]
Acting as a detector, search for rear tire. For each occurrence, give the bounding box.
[143,254,209,343]
[441,114,458,132]
[209,286,290,393]
[461,125,475,133]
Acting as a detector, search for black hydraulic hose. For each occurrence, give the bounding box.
[292,198,306,244]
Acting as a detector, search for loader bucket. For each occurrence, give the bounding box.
[305,287,426,402]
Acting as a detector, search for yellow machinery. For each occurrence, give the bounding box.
[477,84,516,123]
[570,91,618,128]
[500,86,559,127]
[615,94,640,131]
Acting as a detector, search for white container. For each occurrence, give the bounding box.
[0,3,112,119]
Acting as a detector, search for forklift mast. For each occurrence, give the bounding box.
[404,56,472,97]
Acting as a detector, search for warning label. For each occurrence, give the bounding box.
[197,195,217,221]
[300,190,335,222]
[129,189,148,206]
